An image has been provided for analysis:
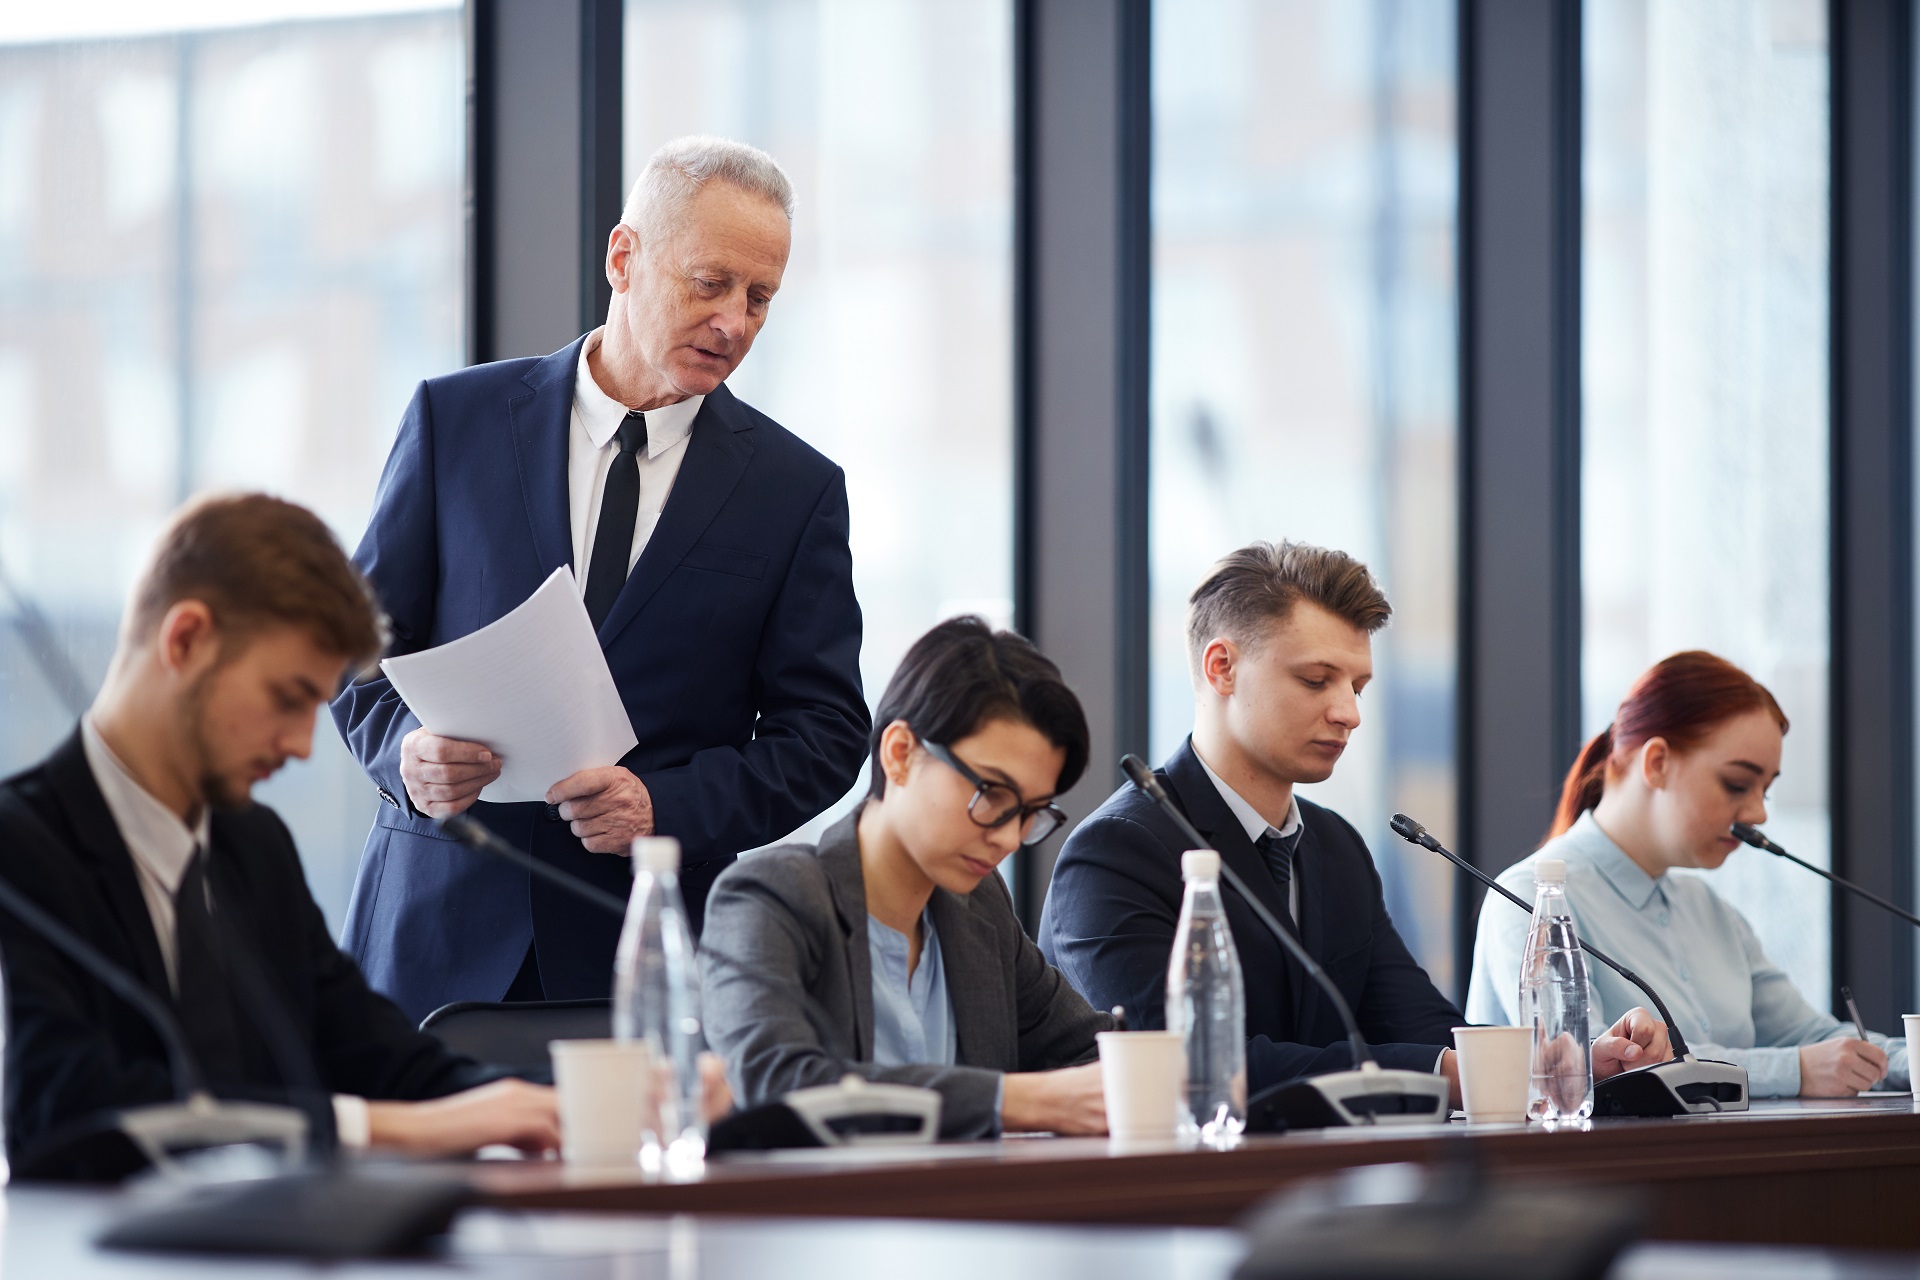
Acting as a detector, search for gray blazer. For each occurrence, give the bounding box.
[700,808,1111,1138]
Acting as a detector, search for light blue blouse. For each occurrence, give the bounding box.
[867,910,957,1068]
[1465,811,1909,1099]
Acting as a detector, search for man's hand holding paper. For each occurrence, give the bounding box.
[399,729,503,820]
[547,767,654,853]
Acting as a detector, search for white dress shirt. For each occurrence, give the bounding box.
[1191,746,1302,922]
[80,717,371,1147]
[568,329,702,593]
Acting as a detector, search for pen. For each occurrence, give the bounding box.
[1842,984,1869,1041]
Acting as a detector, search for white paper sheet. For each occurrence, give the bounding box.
[380,566,638,804]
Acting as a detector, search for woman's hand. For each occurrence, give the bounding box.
[999,1062,1108,1135]
[1799,1038,1888,1096]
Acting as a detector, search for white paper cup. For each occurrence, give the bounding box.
[1903,1016,1920,1100]
[1097,1030,1185,1141]
[550,1039,655,1165]
[1452,1026,1533,1123]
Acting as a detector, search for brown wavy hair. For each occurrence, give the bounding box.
[1550,651,1788,839]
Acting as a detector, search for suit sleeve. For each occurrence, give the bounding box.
[330,380,440,815]
[1040,816,1184,1033]
[639,470,870,863]
[699,863,1005,1140]
[994,873,1110,1071]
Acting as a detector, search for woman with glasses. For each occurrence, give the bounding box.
[699,616,1112,1138]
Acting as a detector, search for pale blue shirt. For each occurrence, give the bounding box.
[867,911,957,1068]
[1465,811,1909,1098]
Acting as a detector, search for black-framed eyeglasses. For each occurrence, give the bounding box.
[920,740,1069,847]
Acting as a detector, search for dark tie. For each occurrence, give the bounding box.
[1255,828,1300,932]
[173,846,246,1086]
[582,411,647,630]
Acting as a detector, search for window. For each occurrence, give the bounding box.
[623,0,1016,841]
[1582,0,1830,1000]
[1150,0,1460,982]
[0,2,465,930]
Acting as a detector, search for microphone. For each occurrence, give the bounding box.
[0,797,309,1178]
[1731,822,1920,929]
[438,812,629,917]
[1390,813,1748,1117]
[1119,755,1451,1130]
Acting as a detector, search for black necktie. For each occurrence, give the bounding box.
[1255,829,1301,932]
[173,845,246,1086]
[582,411,647,629]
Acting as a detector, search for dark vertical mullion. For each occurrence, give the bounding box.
[1830,0,1915,1028]
[1012,0,1038,647]
[1115,0,1152,782]
[464,0,494,367]
[1455,0,1584,999]
[580,0,623,333]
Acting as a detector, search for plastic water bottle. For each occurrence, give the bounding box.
[1166,849,1246,1144]
[613,836,707,1170]
[1517,858,1593,1122]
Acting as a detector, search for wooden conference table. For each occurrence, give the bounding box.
[469,1095,1920,1251]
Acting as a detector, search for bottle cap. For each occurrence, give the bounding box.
[633,836,681,874]
[1534,857,1567,884]
[1181,849,1220,880]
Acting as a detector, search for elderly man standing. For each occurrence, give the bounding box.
[334,137,869,1024]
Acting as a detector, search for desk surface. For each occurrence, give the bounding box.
[8,1186,1920,1280]
[466,1095,1920,1248]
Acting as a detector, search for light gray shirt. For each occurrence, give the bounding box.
[1192,746,1302,922]
[867,911,957,1068]
[1466,810,1909,1098]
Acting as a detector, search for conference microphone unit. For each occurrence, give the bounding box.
[0,798,309,1181]
[1119,756,1451,1130]
[1389,813,1748,1117]
[438,812,630,918]
[1731,821,1920,930]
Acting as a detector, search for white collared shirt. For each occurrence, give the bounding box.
[1192,746,1302,922]
[80,718,209,994]
[568,329,702,596]
[80,717,372,1147]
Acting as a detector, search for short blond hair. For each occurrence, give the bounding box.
[622,135,793,244]
[1185,540,1391,677]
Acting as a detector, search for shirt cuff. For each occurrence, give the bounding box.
[1433,1048,1449,1074]
[992,1074,1005,1137]
[332,1094,371,1149]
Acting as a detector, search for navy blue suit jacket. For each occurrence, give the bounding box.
[1036,739,1460,1088]
[333,338,869,1024]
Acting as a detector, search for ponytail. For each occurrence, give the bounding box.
[1550,725,1615,839]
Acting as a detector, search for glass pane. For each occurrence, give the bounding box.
[622,0,1015,844]
[1582,0,1830,1001]
[1150,0,1460,983]
[0,3,465,932]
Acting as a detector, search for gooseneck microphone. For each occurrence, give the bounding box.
[1390,812,1748,1117]
[1731,822,1920,930]
[439,812,630,917]
[1120,756,1451,1129]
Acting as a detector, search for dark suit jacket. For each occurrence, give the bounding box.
[332,337,870,1023]
[0,731,498,1180]
[1037,739,1460,1088]
[700,809,1112,1139]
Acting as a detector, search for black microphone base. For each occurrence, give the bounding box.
[1248,1065,1453,1131]
[1592,1056,1748,1117]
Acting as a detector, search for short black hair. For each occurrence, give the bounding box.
[867,616,1089,800]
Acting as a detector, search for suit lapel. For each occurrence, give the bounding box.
[596,384,755,648]
[817,811,875,1059]
[1162,740,1306,1025]
[929,887,1012,1069]
[42,730,172,997]
[508,338,586,586]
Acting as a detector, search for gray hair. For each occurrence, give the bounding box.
[621,135,794,245]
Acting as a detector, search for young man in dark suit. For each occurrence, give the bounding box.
[333,136,870,1023]
[0,494,560,1178]
[1037,541,1669,1101]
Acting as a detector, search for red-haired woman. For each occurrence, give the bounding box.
[1465,651,1908,1098]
